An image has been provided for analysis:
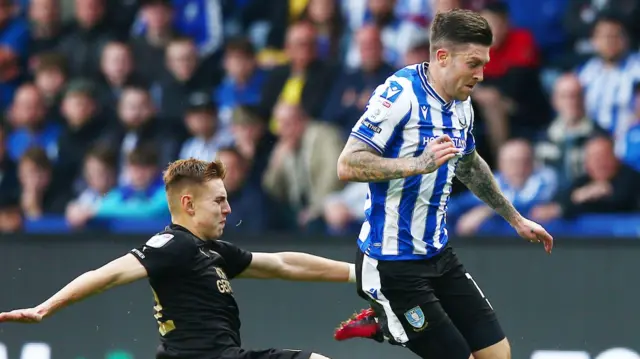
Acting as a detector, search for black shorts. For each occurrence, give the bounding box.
[356,246,505,359]
[218,348,312,359]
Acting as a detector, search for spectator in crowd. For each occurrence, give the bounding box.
[0,125,18,199]
[259,21,336,123]
[130,0,176,82]
[154,36,213,137]
[0,193,22,233]
[474,1,549,156]
[564,0,640,66]
[105,0,140,41]
[27,0,66,59]
[622,83,640,172]
[323,25,394,137]
[450,139,557,235]
[535,73,605,189]
[32,52,68,121]
[262,102,344,230]
[172,0,224,58]
[403,37,430,66]
[0,0,29,111]
[179,91,233,161]
[17,147,70,219]
[577,13,640,156]
[531,136,640,222]
[67,145,169,228]
[215,37,266,132]
[65,145,117,219]
[323,182,368,235]
[54,79,104,183]
[95,41,145,115]
[217,146,274,233]
[239,0,307,54]
[100,83,178,183]
[134,0,225,59]
[230,105,275,186]
[7,83,61,162]
[57,0,114,78]
[0,124,19,232]
[343,0,425,69]
[299,0,345,62]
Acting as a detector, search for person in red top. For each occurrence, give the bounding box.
[472,2,550,159]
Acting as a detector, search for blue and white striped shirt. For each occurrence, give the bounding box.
[577,53,640,155]
[351,63,476,261]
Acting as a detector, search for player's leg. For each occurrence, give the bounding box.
[431,247,509,359]
[360,253,473,359]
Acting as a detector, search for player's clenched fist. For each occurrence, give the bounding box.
[0,308,43,323]
[418,135,460,173]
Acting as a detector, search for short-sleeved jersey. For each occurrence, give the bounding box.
[130,224,253,359]
[351,63,476,261]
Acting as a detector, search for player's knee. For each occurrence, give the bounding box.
[309,353,331,359]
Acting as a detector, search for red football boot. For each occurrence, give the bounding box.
[334,308,384,342]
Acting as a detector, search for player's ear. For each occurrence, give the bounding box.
[180,194,196,216]
[435,49,449,66]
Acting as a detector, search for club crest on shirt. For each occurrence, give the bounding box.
[379,80,404,103]
[404,306,427,331]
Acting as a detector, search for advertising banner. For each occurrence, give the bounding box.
[0,235,637,359]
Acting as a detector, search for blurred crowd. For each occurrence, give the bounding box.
[0,0,639,237]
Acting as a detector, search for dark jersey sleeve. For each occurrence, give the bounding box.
[130,232,196,278]
[213,240,253,279]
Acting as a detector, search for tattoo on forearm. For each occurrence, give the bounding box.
[339,138,433,182]
[455,151,520,223]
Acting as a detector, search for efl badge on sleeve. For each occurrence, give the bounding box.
[404,306,427,331]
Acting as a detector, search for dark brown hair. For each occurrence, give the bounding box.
[127,145,159,167]
[430,9,493,52]
[21,147,51,171]
[224,36,256,57]
[85,144,118,169]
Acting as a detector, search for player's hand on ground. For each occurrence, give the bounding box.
[0,308,43,323]
[420,135,460,173]
[514,218,553,254]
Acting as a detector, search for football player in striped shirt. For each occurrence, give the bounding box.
[333,9,553,359]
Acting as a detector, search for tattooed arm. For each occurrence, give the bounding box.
[337,136,459,182]
[455,150,523,226]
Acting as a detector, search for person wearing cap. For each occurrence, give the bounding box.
[178,91,233,161]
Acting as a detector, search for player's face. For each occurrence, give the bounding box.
[193,179,231,240]
[443,44,490,101]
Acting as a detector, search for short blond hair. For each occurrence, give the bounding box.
[163,158,226,191]
[163,158,226,212]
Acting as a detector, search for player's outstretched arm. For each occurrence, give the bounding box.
[237,252,356,283]
[0,254,148,323]
[337,136,459,182]
[455,150,553,253]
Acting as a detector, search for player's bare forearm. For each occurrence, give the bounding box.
[278,252,355,282]
[337,137,428,182]
[36,254,147,318]
[241,252,355,282]
[455,150,523,226]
